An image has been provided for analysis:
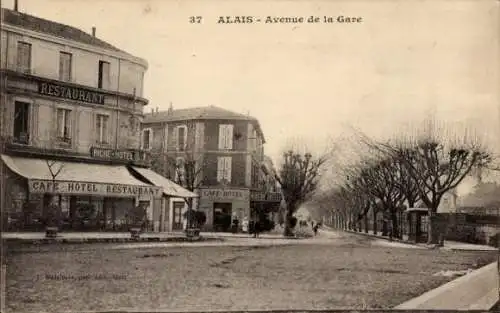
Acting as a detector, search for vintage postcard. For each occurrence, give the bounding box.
[0,0,499,312]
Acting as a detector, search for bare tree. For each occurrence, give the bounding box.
[349,121,493,244]
[274,150,327,236]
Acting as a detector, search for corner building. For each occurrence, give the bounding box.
[142,105,282,231]
[0,8,184,232]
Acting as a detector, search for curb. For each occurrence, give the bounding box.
[342,229,415,245]
[394,261,499,310]
[342,230,498,251]
[2,236,225,245]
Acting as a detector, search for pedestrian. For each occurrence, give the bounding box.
[313,223,319,236]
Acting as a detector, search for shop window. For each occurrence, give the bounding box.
[13,101,30,144]
[217,156,232,183]
[96,114,109,144]
[16,41,31,74]
[56,108,72,144]
[98,60,110,89]
[59,52,72,82]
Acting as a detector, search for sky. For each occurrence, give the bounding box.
[2,0,499,169]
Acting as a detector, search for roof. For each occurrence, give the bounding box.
[144,105,266,142]
[1,8,132,56]
[144,105,257,123]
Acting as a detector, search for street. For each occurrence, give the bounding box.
[3,230,497,312]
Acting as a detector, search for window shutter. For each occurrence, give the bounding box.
[226,125,234,149]
[57,109,64,137]
[66,110,72,138]
[172,126,178,150]
[164,125,168,152]
[103,115,108,143]
[149,128,154,149]
[224,157,232,182]
[218,125,226,149]
[95,114,101,143]
[183,126,188,150]
[217,157,225,182]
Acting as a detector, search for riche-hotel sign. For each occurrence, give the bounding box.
[38,82,106,105]
[91,147,148,162]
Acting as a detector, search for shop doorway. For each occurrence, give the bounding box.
[213,202,232,232]
[172,201,184,230]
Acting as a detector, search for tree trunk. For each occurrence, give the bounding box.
[427,209,439,245]
[391,210,400,239]
[283,208,294,237]
[372,209,378,235]
[364,213,368,233]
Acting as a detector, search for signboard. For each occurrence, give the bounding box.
[250,191,282,202]
[29,180,161,198]
[38,82,105,105]
[200,188,249,201]
[90,147,148,162]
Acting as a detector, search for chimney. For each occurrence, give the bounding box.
[14,0,19,12]
[92,27,96,37]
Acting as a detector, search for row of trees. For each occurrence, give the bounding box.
[311,122,494,245]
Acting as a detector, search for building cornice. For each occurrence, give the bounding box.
[1,23,148,69]
[1,69,149,106]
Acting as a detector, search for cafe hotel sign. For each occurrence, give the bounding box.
[38,82,106,105]
[29,180,161,197]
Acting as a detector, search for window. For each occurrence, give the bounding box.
[96,114,109,144]
[59,52,72,81]
[16,42,31,73]
[13,101,30,144]
[218,124,234,150]
[98,61,110,89]
[142,128,152,150]
[176,125,187,151]
[56,108,72,143]
[217,156,232,183]
[174,157,185,185]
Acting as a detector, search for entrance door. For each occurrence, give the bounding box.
[172,201,184,230]
[213,202,232,232]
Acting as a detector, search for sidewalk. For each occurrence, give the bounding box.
[343,229,497,251]
[394,261,499,310]
[1,231,223,244]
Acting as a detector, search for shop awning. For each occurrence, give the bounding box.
[130,166,199,198]
[1,155,162,198]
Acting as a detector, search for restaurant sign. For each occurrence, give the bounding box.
[90,147,148,162]
[38,82,105,105]
[29,180,161,197]
[201,188,249,201]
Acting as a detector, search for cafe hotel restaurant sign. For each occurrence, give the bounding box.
[29,180,161,198]
[38,81,106,105]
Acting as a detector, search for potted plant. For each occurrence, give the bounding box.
[129,205,146,239]
[184,209,206,238]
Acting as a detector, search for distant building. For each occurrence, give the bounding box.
[141,105,282,231]
[0,7,193,232]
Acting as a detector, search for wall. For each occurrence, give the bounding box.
[203,120,249,151]
[2,25,146,155]
[1,27,146,97]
